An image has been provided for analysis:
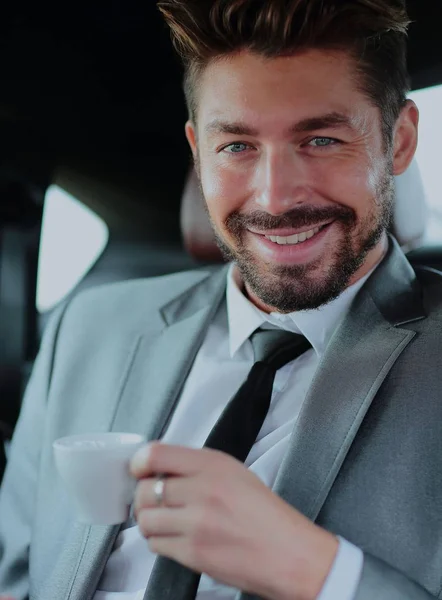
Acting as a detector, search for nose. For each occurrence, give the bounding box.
[254,148,310,215]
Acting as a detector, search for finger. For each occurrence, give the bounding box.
[130,442,222,479]
[133,476,192,515]
[137,507,187,538]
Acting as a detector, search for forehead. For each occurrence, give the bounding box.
[196,49,375,132]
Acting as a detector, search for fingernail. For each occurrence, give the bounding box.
[130,443,151,474]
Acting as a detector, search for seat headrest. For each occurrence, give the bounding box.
[180,168,224,263]
[393,158,429,252]
[181,158,428,262]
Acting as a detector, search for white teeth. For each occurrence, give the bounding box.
[265,226,321,245]
[276,236,289,245]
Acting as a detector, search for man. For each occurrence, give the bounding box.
[1,0,442,598]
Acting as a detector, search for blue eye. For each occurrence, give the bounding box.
[309,137,336,147]
[224,143,249,153]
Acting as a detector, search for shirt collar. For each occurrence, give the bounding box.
[227,262,379,358]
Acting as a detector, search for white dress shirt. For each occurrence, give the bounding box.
[93,263,373,600]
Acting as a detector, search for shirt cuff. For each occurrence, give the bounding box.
[316,536,364,600]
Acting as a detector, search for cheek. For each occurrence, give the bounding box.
[200,162,247,226]
[318,160,376,217]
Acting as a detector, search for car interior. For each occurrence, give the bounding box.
[1,0,442,483]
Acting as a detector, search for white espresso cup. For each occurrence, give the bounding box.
[53,432,146,525]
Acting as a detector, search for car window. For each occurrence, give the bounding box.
[408,84,442,245]
[36,185,109,313]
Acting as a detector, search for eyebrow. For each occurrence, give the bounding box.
[205,112,354,137]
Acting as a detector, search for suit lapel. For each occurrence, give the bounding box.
[39,266,229,600]
[271,290,417,521]
[274,238,425,521]
[237,239,426,600]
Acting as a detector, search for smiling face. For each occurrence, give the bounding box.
[185,49,418,313]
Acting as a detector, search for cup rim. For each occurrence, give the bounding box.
[53,432,145,452]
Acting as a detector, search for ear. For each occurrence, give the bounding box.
[185,120,198,159]
[392,100,419,176]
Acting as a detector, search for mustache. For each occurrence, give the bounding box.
[226,205,356,234]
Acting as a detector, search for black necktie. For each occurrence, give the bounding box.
[143,329,311,600]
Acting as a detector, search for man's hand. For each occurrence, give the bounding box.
[130,442,338,600]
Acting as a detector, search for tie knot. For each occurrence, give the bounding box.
[250,328,311,371]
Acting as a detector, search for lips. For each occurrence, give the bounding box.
[248,221,334,265]
[247,219,334,238]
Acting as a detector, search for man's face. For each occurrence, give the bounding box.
[186,49,414,313]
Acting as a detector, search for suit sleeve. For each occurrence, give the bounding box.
[0,304,67,600]
[354,553,438,599]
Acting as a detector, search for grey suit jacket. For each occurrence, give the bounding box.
[1,237,442,600]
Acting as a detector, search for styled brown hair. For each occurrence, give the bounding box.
[158,0,411,144]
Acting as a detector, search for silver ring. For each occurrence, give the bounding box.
[153,474,166,506]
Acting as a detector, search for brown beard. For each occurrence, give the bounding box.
[198,165,394,313]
